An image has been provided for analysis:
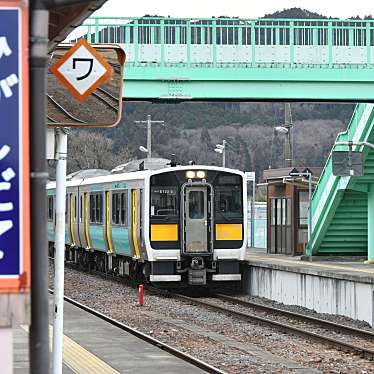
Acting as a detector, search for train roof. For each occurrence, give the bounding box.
[46,165,245,190]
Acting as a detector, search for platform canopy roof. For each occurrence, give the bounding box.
[48,0,106,52]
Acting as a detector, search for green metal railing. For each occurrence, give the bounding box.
[311,103,369,218]
[69,16,374,67]
[307,103,374,254]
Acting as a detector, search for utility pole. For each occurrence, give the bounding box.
[284,103,293,168]
[135,115,164,158]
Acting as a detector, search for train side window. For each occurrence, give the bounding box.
[74,196,77,220]
[90,194,96,223]
[121,192,128,226]
[80,195,83,221]
[95,194,100,222]
[65,194,68,223]
[96,194,103,224]
[112,192,120,225]
[48,196,53,221]
[112,191,127,226]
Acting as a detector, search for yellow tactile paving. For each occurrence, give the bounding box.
[249,255,374,275]
[21,325,119,374]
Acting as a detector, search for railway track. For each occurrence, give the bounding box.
[215,293,374,341]
[47,94,86,124]
[172,292,374,360]
[48,288,226,374]
[50,257,374,362]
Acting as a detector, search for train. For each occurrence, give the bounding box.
[47,161,247,287]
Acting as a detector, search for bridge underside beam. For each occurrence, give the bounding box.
[123,66,374,102]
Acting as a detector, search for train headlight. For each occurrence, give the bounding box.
[196,171,206,179]
[186,170,196,179]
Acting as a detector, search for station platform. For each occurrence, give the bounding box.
[242,247,374,327]
[14,296,204,373]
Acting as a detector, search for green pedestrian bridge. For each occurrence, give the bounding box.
[72,16,374,101]
[71,16,374,259]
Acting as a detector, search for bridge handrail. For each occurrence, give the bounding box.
[81,16,374,23]
[68,16,374,68]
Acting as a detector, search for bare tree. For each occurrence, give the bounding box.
[67,131,131,173]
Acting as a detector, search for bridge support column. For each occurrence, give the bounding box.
[367,184,374,263]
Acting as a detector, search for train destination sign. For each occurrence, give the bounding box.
[51,38,113,102]
[0,2,30,293]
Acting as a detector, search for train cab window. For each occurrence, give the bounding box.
[48,196,53,221]
[90,193,103,224]
[112,191,128,226]
[215,185,242,219]
[151,187,177,216]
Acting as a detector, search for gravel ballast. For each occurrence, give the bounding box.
[50,265,374,374]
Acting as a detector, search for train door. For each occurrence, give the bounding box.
[69,189,80,247]
[70,191,78,247]
[130,189,142,259]
[182,185,212,253]
[77,189,90,249]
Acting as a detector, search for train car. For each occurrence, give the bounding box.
[47,164,247,286]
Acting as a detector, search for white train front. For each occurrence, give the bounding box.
[47,164,247,286]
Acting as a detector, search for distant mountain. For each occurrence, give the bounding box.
[263,7,372,20]
[263,7,327,19]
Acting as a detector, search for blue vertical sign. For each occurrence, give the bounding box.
[0,8,21,277]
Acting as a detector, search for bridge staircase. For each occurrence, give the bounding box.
[306,103,374,256]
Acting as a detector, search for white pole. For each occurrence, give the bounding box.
[307,172,312,242]
[52,128,68,374]
[0,328,12,374]
[147,114,151,159]
[222,140,226,168]
[251,177,255,247]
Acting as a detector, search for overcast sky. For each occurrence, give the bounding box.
[93,0,373,19]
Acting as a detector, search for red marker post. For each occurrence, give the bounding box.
[138,284,144,306]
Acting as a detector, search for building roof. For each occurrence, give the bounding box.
[48,1,106,52]
[263,167,323,181]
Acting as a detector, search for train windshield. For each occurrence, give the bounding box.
[151,187,178,217]
[214,173,243,220]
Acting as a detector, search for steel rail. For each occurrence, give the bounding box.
[47,94,86,123]
[47,115,58,123]
[215,293,374,341]
[47,288,226,374]
[92,90,118,111]
[97,86,119,101]
[172,293,374,360]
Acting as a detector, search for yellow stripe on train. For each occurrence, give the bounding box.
[215,224,243,241]
[151,224,178,242]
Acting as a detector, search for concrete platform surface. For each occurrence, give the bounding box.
[245,247,374,284]
[14,297,204,373]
